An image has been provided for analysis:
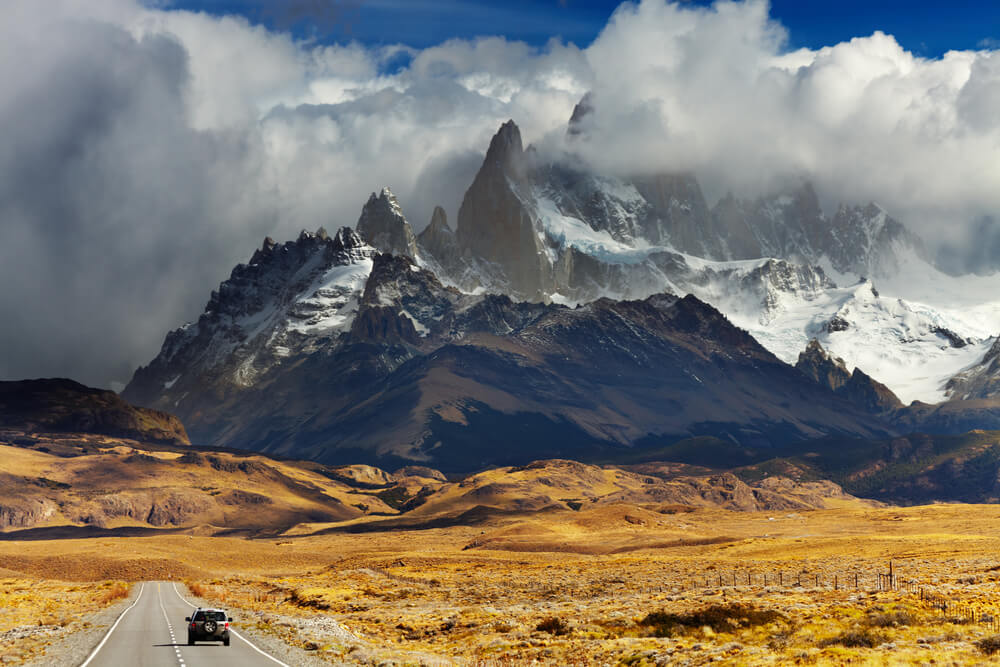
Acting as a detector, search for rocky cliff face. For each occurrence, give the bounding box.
[417,206,458,269]
[795,340,903,414]
[0,498,58,529]
[632,173,721,257]
[714,183,828,263]
[827,203,926,276]
[945,337,1000,400]
[357,187,419,259]
[455,120,549,297]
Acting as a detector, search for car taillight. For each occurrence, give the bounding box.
[190,622,196,628]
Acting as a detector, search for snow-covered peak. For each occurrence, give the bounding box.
[124,226,379,398]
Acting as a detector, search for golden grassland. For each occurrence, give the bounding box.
[5,504,1000,663]
[0,579,129,664]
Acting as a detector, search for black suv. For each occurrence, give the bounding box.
[186,608,231,646]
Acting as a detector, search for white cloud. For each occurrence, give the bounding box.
[1,0,999,388]
[573,2,1000,246]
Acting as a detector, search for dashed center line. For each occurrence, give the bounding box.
[158,583,187,667]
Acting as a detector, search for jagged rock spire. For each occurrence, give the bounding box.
[456,120,548,297]
[356,186,418,259]
[567,92,594,138]
[417,205,458,268]
[483,120,525,177]
[333,226,365,250]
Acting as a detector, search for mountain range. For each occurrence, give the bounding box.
[121,103,1000,471]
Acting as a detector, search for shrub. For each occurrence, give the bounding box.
[866,610,916,627]
[186,581,207,598]
[97,582,130,605]
[820,628,888,648]
[640,604,784,637]
[977,636,1000,655]
[536,617,570,636]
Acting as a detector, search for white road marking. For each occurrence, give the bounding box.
[171,582,291,667]
[80,583,146,667]
[157,583,187,667]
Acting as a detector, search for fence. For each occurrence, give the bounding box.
[688,562,904,592]
[675,560,1000,635]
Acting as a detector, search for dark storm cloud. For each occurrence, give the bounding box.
[0,16,278,388]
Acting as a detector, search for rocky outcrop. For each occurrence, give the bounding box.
[0,498,58,529]
[416,207,458,268]
[0,379,188,445]
[946,337,1000,400]
[123,226,378,409]
[711,183,828,263]
[827,203,925,276]
[841,367,905,414]
[796,339,852,391]
[796,340,903,414]
[632,173,721,257]
[357,187,419,259]
[710,189,926,277]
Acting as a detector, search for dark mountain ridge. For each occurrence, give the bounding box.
[124,240,894,470]
[0,378,188,445]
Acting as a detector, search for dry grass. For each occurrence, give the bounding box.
[0,579,132,665]
[97,582,130,604]
[8,503,1000,663]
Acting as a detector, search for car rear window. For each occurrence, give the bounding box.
[194,611,226,622]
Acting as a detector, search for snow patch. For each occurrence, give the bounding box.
[534,195,656,265]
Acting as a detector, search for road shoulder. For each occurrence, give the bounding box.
[21,584,142,667]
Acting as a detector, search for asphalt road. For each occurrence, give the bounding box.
[81,581,288,667]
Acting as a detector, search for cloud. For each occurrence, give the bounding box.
[1,0,999,389]
[571,1,1000,250]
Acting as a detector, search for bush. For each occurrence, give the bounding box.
[977,635,1000,655]
[186,581,207,598]
[640,604,784,637]
[97,582,130,605]
[820,628,888,648]
[536,617,570,636]
[866,610,916,627]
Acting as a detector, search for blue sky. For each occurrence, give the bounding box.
[164,0,1000,56]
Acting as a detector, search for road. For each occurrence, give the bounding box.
[81,581,289,667]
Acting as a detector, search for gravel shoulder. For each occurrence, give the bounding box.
[20,584,140,667]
